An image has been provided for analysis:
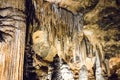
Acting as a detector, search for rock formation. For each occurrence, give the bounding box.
[23,0,120,80]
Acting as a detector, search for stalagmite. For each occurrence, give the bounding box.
[47,66,53,80]
[79,65,88,80]
[51,55,63,80]
[95,46,105,80]
[95,60,105,80]
[51,55,74,80]
[60,60,74,80]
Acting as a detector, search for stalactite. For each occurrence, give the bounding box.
[45,0,99,14]
[51,3,84,40]
[79,34,88,65]
[104,59,110,76]
[95,45,105,80]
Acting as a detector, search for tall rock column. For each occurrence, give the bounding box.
[0,0,26,80]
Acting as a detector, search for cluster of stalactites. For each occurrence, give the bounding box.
[38,3,86,63]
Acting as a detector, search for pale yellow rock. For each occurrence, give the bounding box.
[44,45,57,62]
[32,30,57,62]
[32,30,48,44]
[109,57,120,73]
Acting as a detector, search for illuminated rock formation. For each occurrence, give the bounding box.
[24,0,120,80]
